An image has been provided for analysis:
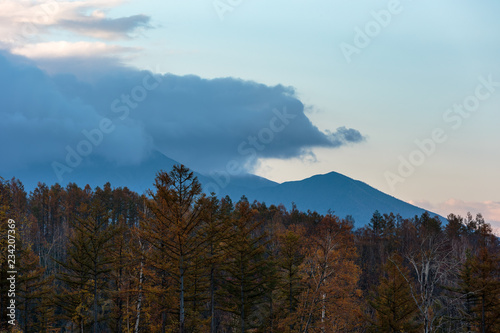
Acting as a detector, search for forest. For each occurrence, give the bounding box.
[0,164,498,333]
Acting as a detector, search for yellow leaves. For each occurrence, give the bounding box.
[281,216,363,331]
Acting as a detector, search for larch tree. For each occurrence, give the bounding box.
[140,165,206,333]
[17,243,55,333]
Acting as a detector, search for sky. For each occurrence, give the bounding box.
[0,0,499,228]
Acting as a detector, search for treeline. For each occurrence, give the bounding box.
[0,165,498,332]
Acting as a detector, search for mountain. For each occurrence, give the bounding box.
[2,151,439,228]
[217,171,439,227]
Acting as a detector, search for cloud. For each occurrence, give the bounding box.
[0,52,365,181]
[0,0,151,54]
[0,52,151,171]
[57,69,366,172]
[58,14,151,40]
[11,41,138,59]
[326,126,366,146]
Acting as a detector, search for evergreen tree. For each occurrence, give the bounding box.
[368,254,420,332]
[455,250,477,332]
[369,210,384,236]
[275,225,305,330]
[55,198,118,332]
[221,198,270,332]
[460,247,500,332]
[199,195,233,332]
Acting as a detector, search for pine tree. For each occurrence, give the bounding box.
[55,198,118,332]
[369,210,384,236]
[198,194,233,332]
[275,225,305,331]
[464,247,500,332]
[221,198,270,332]
[368,254,420,332]
[456,250,477,331]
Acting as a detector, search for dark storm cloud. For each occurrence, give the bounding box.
[0,52,365,176]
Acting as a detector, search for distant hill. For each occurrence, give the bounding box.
[2,150,440,228]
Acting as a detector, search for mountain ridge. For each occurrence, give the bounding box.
[217,170,440,226]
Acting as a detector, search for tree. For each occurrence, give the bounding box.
[458,247,500,332]
[198,194,233,332]
[140,165,206,332]
[17,244,55,332]
[403,213,453,333]
[369,210,384,236]
[274,225,305,331]
[221,198,271,332]
[368,254,420,332]
[108,215,129,333]
[295,215,362,332]
[55,198,118,332]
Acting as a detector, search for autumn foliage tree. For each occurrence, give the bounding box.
[140,165,206,332]
[294,215,362,332]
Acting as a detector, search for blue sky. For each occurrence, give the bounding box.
[1,0,499,226]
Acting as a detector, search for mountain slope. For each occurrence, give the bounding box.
[219,171,439,227]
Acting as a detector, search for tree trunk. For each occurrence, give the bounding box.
[134,260,144,333]
[481,292,485,333]
[321,293,326,333]
[289,271,293,314]
[118,246,123,333]
[241,281,245,333]
[180,256,185,333]
[94,273,98,333]
[24,295,28,333]
[210,266,216,333]
[161,311,167,333]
